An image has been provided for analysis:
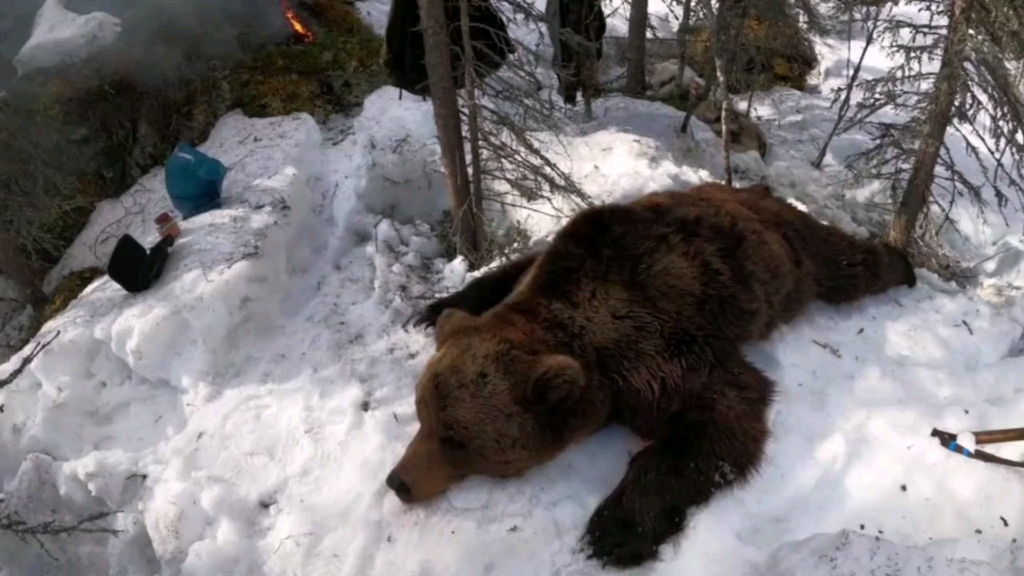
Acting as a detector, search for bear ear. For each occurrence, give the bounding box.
[521,354,586,440]
[435,308,473,347]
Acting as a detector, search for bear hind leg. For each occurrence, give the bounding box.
[582,358,773,568]
[413,250,542,328]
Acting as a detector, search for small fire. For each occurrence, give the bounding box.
[282,0,314,43]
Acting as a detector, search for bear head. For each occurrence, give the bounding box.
[386,307,608,503]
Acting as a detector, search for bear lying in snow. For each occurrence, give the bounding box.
[386,182,917,567]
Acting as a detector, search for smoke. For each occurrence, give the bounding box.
[0,0,44,84]
[21,0,297,85]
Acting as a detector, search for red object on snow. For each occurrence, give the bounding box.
[155,212,180,240]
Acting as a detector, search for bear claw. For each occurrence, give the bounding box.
[413,299,449,329]
[582,503,661,568]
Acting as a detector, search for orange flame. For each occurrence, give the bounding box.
[282,0,314,42]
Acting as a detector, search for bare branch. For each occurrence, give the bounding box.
[0,508,122,562]
[813,4,884,169]
[836,0,1024,254]
[0,330,59,389]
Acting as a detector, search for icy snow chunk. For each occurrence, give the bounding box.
[445,477,492,510]
[785,197,811,214]
[397,223,417,245]
[399,251,423,268]
[442,257,470,291]
[0,453,122,574]
[61,449,144,509]
[346,87,450,225]
[409,235,442,259]
[730,150,768,182]
[144,480,211,571]
[13,0,121,76]
[374,218,403,250]
[955,431,977,452]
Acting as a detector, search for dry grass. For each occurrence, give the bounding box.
[231,0,386,119]
[37,267,106,326]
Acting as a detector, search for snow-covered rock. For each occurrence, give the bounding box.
[648,59,705,100]
[12,0,121,77]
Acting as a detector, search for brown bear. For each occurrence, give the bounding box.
[386,182,916,568]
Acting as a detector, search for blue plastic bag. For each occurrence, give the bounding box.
[164,143,227,220]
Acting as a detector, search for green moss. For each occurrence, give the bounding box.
[685,15,818,93]
[230,2,386,119]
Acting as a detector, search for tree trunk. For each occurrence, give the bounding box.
[887,0,971,248]
[624,0,649,95]
[417,0,486,266]
[710,0,744,187]
[715,57,733,187]
[458,0,487,252]
[675,0,693,95]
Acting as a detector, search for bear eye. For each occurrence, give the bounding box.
[439,436,467,452]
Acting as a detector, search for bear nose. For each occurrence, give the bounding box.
[386,470,412,502]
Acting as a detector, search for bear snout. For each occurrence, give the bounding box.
[387,429,461,503]
[880,244,918,288]
[385,469,413,502]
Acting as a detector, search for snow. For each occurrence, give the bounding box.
[957,432,978,453]
[801,9,1024,285]
[12,0,121,77]
[759,529,1023,575]
[3,0,1024,574]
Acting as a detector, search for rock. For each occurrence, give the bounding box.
[647,59,705,100]
[678,10,818,93]
[692,98,768,159]
[650,60,704,91]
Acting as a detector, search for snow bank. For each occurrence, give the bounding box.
[0,453,137,576]
[335,87,450,227]
[12,0,121,77]
[38,112,323,390]
[778,19,1024,293]
[2,83,1022,575]
[474,96,723,241]
[758,529,1023,575]
[1,110,328,573]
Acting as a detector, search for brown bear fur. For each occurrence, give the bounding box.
[386,182,916,568]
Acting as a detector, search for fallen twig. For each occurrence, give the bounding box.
[0,330,60,389]
[812,339,842,358]
[0,509,122,561]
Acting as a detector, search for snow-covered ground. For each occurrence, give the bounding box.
[2,0,1024,574]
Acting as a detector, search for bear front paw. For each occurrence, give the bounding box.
[582,498,662,568]
[412,298,451,328]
